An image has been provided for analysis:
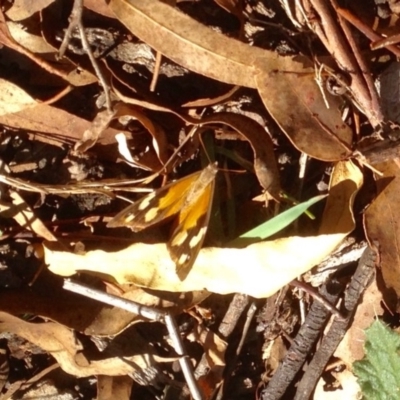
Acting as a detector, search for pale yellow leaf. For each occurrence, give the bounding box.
[5,0,54,21]
[0,79,37,116]
[46,161,362,297]
[0,191,57,242]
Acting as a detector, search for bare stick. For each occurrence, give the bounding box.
[58,0,82,58]
[63,279,204,400]
[58,0,112,111]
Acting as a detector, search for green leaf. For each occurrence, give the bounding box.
[228,194,327,247]
[353,320,400,400]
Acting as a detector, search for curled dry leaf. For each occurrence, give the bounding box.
[319,160,362,235]
[188,324,227,394]
[187,324,226,369]
[0,102,118,147]
[114,82,281,196]
[45,160,363,298]
[0,81,121,154]
[114,103,169,170]
[199,112,281,198]
[109,0,353,162]
[0,312,169,378]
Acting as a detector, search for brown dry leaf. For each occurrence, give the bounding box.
[188,324,227,397]
[0,312,166,377]
[262,336,286,375]
[84,0,116,18]
[75,109,116,153]
[214,0,242,17]
[187,324,227,369]
[109,0,262,88]
[97,376,132,400]
[182,85,240,108]
[45,161,362,297]
[0,102,122,152]
[109,0,353,162]
[7,21,55,54]
[0,79,37,116]
[5,0,54,21]
[364,160,400,305]
[335,279,383,367]
[0,272,106,332]
[114,103,169,169]
[0,81,166,165]
[255,63,353,161]
[113,86,281,194]
[0,9,93,85]
[199,112,280,198]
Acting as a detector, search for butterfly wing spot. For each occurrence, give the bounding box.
[108,172,202,229]
[189,226,208,248]
[144,207,160,223]
[170,230,188,247]
[123,213,135,224]
[138,192,157,211]
[177,253,190,268]
[168,183,214,274]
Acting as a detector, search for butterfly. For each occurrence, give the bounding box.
[107,163,218,277]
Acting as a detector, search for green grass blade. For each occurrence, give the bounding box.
[228,194,327,247]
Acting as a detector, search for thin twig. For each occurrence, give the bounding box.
[307,0,383,127]
[329,0,382,124]
[214,300,258,400]
[150,51,162,92]
[336,8,400,57]
[58,0,82,58]
[59,0,112,111]
[77,21,112,111]
[290,279,345,319]
[63,280,204,400]
[193,294,250,384]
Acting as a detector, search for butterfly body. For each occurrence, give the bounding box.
[107,163,218,276]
